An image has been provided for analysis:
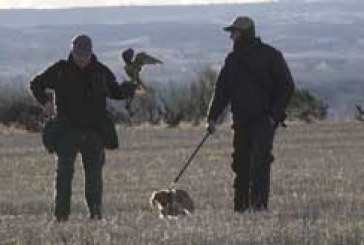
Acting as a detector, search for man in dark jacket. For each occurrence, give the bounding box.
[30,34,139,221]
[206,17,295,213]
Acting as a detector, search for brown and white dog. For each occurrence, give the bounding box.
[149,189,194,219]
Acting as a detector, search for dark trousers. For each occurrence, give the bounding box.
[232,116,276,211]
[55,129,105,218]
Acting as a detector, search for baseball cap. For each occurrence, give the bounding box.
[71,34,92,58]
[223,16,255,33]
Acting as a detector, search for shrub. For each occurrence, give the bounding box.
[156,67,220,127]
[128,87,164,125]
[154,69,328,126]
[158,83,190,127]
[0,71,328,130]
[287,88,328,122]
[0,84,43,131]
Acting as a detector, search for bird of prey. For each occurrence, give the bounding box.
[122,48,163,90]
[121,48,163,120]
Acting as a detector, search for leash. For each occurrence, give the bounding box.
[170,131,211,187]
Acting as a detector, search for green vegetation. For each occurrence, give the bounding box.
[287,88,328,122]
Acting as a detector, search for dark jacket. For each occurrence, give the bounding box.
[207,38,295,125]
[30,54,135,129]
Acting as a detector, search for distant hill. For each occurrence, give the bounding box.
[0,2,363,117]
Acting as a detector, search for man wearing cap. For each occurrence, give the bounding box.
[30,34,140,221]
[206,17,295,212]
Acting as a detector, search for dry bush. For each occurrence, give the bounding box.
[0,83,43,131]
[157,67,223,127]
[287,88,328,122]
[0,70,329,131]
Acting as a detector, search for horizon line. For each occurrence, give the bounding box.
[0,1,278,10]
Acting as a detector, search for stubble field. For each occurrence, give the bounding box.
[0,122,363,244]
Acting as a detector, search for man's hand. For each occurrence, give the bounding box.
[268,116,278,128]
[135,84,147,96]
[44,100,56,118]
[206,121,217,134]
[119,82,137,98]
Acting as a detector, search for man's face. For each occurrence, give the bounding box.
[230,29,243,43]
[72,53,92,69]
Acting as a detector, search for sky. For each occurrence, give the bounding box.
[0,0,272,9]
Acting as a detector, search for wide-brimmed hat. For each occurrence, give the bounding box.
[71,34,92,58]
[223,16,255,33]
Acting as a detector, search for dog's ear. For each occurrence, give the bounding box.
[149,192,157,206]
[150,191,166,205]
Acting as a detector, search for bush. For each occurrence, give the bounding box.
[0,84,43,131]
[158,84,190,127]
[185,67,218,124]
[157,67,220,127]
[107,85,165,126]
[128,87,164,125]
[110,67,219,127]
[0,70,328,131]
[287,88,328,122]
[154,69,328,126]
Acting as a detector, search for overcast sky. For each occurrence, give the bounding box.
[0,0,273,9]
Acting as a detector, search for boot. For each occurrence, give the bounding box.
[89,205,102,220]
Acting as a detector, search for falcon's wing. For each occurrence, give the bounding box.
[134,52,163,67]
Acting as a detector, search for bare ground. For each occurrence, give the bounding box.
[0,121,363,244]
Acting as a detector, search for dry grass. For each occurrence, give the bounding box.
[0,121,363,244]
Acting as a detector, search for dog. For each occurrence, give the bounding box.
[149,189,194,219]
